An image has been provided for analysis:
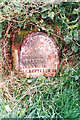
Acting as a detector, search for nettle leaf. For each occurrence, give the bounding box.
[71,45,78,53]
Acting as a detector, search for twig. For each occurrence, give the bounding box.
[0,16,26,23]
[16,81,57,102]
[73,62,80,68]
[13,81,57,109]
[74,38,80,47]
[0,82,16,101]
[5,21,12,37]
[11,19,26,23]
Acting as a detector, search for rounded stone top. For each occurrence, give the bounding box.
[20,32,60,77]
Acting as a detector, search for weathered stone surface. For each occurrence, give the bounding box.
[20,32,60,77]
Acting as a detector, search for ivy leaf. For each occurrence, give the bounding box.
[29,13,32,16]
[9,11,14,16]
[18,23,22,28]
[5,105,11,112]
[0,17,5,22]
[0,24,2,30]
[7,34,10,38]
[42,6,49,12]
[3,6,8,13]
[48,12,54,19]
[47,31,50,36]
[73,8,79,14]
[7,17,11,21]
[0,11,2,16]
[12,2,19,7]
[73,29,78,41]
[41,22,46,27]
[64,35,72,43]
[75,75,79,80]
[41,11,48,18]
[71,45,78,53]
[0,0,3,3]
[0,25,2,38]
[0,98,2,104]
[0,34,2,38]
[54,4,58,8]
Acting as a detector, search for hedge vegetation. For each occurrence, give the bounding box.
[0,0,80,119]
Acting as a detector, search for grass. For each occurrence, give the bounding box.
[0,1,80,119]
[0,65,80,119]
[0,41,80,119]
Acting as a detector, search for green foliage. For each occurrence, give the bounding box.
[0,0,80,119]
[0,66,80,119]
